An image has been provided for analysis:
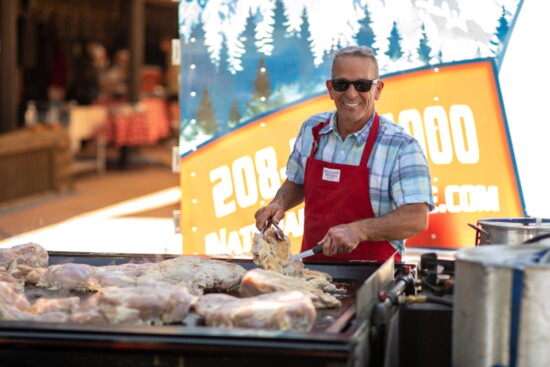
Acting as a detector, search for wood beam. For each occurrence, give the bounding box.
[1,0,19,133]
[129,0,145,104]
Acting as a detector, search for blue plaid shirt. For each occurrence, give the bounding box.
[286,110,434,254]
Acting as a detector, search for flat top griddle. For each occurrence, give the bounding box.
[0,251,385,367]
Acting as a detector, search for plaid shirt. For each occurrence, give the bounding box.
[286,110,434,254]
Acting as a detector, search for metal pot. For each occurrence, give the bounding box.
[453,244,550,366]
[468,217,550,246]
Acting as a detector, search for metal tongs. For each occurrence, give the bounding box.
[261,218,285,240]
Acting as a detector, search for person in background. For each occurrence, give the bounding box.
[70,41,107,105]
[101,49,130,101]
[254,45,434,263]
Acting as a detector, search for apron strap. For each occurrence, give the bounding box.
[309,118,331,158]
[360,113,380,167]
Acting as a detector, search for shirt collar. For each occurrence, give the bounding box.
[322,111,376,145]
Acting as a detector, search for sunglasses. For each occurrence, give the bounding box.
[330,78,379,93]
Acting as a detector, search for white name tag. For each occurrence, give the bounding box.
[322,167,341,182]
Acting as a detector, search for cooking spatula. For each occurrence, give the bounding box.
[291,244,323,261]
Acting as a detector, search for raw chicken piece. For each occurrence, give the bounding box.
[32,256,247,296]
[29,297,80,322]
[98,262,151,287]
[34,311,71,323]
[195,291,316,332]
[37,263,100,290]
[72,283,194,325]
[0,281,81,323]
[69,309,107,324]
[29,296,80,315]
[0,271,25,292]
[251,228,344,294]
[32,262,153,290]
[0,243,48,278]
[0,282,32,320]
[24,267,46,284]
[281,259,305,277]
[137,256,247,295]
[240,268,341,309]
[302,269,346,295]
[252,227,304,276]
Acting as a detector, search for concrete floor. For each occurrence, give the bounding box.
[0,141,183,254]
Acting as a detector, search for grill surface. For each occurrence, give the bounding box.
[0,251,384,367]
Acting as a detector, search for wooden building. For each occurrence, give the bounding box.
[0,0,179,133]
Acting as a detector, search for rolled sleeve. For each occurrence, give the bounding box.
[391,140,434,211]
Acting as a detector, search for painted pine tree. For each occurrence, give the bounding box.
[181,21,212,129]
[212,34,235,126]
[246,57,273,116]
[385,21,404,61]
[356,4,377,54]
[266,0,297,86]
[417,23,432,64]
[228,100,241,128]
[196,87,217,134]
[239,9,264,110]
[297,7,318,87]
[490,6,510,58]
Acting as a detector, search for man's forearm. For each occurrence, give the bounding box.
[271,180,305,211]
[352,203,429,242]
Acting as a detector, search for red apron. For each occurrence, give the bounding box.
[301,113,400,262]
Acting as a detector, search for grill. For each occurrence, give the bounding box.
[0,251,400,367]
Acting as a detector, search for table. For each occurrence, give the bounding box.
[102,98,171,168]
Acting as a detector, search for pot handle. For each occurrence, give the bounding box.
[522,232,550,244]
[468,223,490,246]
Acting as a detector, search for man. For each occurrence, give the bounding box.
[254,46,434,262]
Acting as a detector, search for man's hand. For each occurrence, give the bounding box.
[254,203,285,232]
[318,222,363,256]
[319,203,429,256]
[253,180,305,232]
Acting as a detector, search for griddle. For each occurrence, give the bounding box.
[0,251,392,367]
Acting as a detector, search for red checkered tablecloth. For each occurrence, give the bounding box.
[104,98,170,147]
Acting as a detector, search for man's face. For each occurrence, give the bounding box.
[326,56,383,128]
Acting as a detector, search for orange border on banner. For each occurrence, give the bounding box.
[179,60,522,255]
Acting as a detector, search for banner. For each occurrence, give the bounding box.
[379,60,523,248]
[178,0,526,254]
[179,59,522,254]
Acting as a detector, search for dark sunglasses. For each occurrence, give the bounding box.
[330,78,379,93]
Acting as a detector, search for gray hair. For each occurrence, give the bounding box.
[331,46,379,78]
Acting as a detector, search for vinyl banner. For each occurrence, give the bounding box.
[179,59,522,254]
[178,0,525,254]
[377,60,523,248]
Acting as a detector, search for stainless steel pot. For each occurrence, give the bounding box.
[453,244,550,366]
[468,217,550,246]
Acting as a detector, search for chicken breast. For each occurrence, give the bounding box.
[195,291,316,332]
